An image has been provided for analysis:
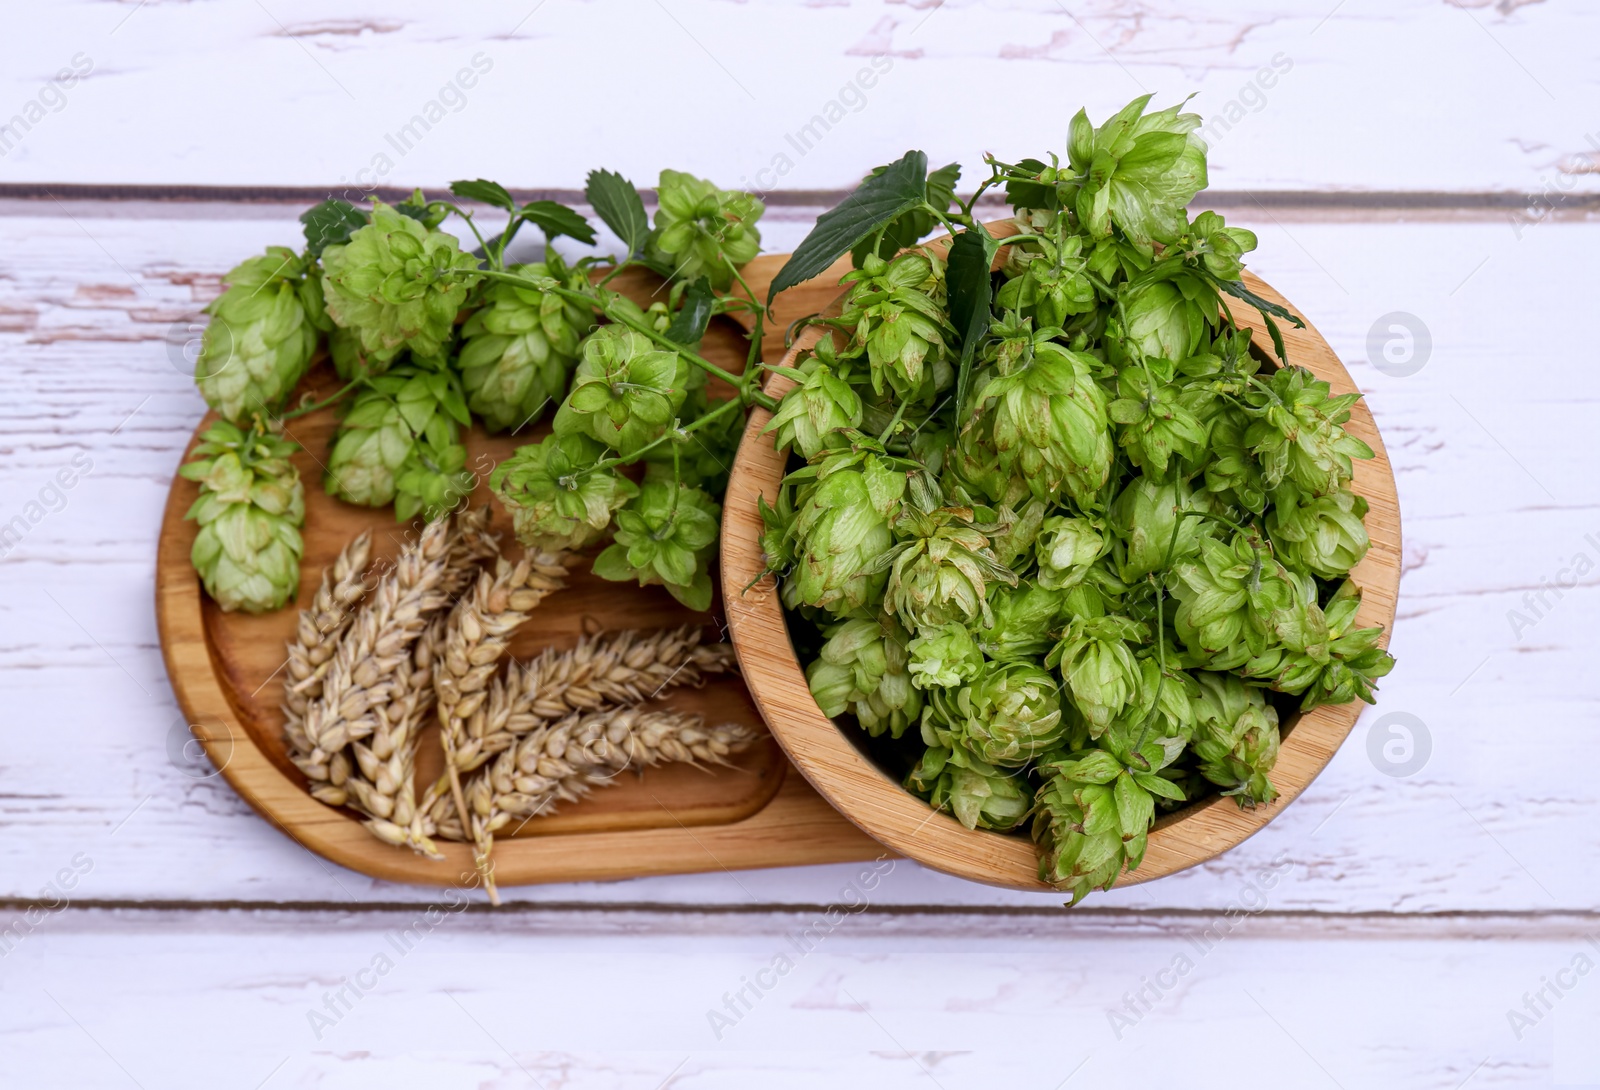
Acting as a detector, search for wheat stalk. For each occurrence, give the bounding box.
[433,549,569,845]
[282,531,372,761]
[437,707,762,900]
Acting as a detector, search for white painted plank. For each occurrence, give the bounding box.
[0,1,1596,194]
[2,205,1598,912]
[1,909,1592,1088]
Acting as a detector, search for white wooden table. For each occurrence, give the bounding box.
[2,2,1598,1086]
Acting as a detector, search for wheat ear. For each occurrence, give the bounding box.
[433,550,569,867]
[343,616,446,857]
[437,708,762,900]
[424,625,740,803]
[282,531,372,761]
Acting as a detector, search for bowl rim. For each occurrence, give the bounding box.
[720,219,1401,892]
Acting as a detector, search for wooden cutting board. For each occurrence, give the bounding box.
[155,252,891,890]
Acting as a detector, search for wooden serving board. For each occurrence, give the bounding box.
[155,253,890,890]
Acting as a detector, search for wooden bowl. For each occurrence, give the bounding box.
[721,223,1401,893]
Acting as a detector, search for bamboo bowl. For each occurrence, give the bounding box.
[721,223,1401,893]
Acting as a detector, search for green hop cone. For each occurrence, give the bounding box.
[979,583,1065,662]
[906,622,985,690]
[788,445,906,616]
[393,430,474,523]
[1245,579,1394,710]
[1266,482,1371,579]
[1185,210,1258,280]
[762,354,864,459]
[962,323,1113,509]
[458,256,596,433]
[1046,615,1148,733]
[1107,361,1211,478]
[995,233,1097,330]
[1108,475,1209,581]
[594,481,720,611]
[906,745,1031,832]
[1117,279,1211,363]
[321,202,482,365]
[988,497,1047,569]
[1245,366,1374,497]
[1064,94,1209,246]
[1032,746,1185,904]
[1169,529,1296,669]
[944,660,1068,767]
[180,421,305,614]
[1191,671,1281,807]
[875,501,1018,633]
[806,614,922,739]
[325,365,472,518]
[836,251,956,399]
[195,246,324,424]
[1035,516,1107,590]
[646,170,764,290]
[1203,403,1269,513]
[1112,658,1201,745]
[490,432,638,552]
[554,325,690,457]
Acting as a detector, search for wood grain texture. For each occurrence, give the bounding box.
[153,254,891,887]
[3,203,1598,914]
[2,2,1597,195]
[723,221,1399,892]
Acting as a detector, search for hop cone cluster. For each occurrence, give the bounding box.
[767,93,1396,905]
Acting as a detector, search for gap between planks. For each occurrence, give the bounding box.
[2,185,1597,224]
[8,901,1600,941]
